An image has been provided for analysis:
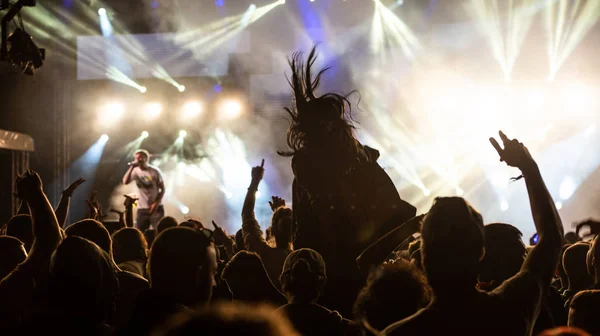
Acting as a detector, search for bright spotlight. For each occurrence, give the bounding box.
[559,176,577,201]
[279,0,285,4]
[179,130,188,138]
[144,102,163,119]
[500,201,509,212]
[183,101,202,118]
[555,201,563,210]
[178,85,186,92]
[180,205,190,215]
[310,0,315,2]
[98,102,125,125]
[423,189,431,196]
[98,8,106,15]
[139,86,147,93]
[255,191,262,198]
[456,187,464,196]
[219,99,243,120]
[99,134,109,144]
[141,131,149,138]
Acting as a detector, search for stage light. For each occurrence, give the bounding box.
[310,0,315,2]
[144,102,163,119]
[423,189,431,196]
[99,134,109,144]
[219,99,242,120]
[180,205,190,215]
[555,201,563,210]
[559,176,577,201]
[141,131,149,138]
[98,102,125,125]
[255,191,262,198]
[98,8,106,15]
[456,187,464,196]
[179,130,188,138]
[279,0,285,3]
[139,86,147,93]
[178,85,186,92]
[183,101,202,119]
[6,28,46,76]
[500,201,509,212]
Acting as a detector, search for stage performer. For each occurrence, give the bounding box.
[122,149,165,231]
[277,46,416,316]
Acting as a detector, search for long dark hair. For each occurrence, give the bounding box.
[277,46,366,161]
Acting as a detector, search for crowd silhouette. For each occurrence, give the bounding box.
[1,47,598,335]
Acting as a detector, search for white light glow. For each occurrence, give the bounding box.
[180,205,190,215]
[555,201,563,210]
[179,130,188,138]
[99,134,109,144]
[183,101,203,119]
[559,176,578,201]
[98,102,125,125]
[219,99,243,120]
[500,201,509,212]
[178,85,186,92]
[144,102,163,119]
[98,8,106,15]
[141,131,149,139]
[139,86,147,93]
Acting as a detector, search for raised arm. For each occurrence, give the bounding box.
[356,215,423,275]
[54,178,85,228]
[122,164,136,185]
[16,170,62,264]
[490,131,563,289]
[124,195,136,228]
[242,161,270,252]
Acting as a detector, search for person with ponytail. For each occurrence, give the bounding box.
[278,46,415,315]
[276,248,359,336]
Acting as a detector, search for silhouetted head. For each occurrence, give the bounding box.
[222,251,281,303]
[420,197,485,296]
[154,303,299,336]
[280,248,326,303]
[144,229,156,248]
[565,232,580,244]
[157,216,178,234]
[48,236,118,325]
[65,219,112,256]
[539,326,591,336]
[112,227,148,265]
[134,149,150,169]
[0,236,26,279]
[587,235,600,279]
[4,214,33,252]
[354,259,431,331]
[271,207,293,248]
[148,227,217,306]
[563,243,593,291]
[278,46,366,162]
[479,223,526,288]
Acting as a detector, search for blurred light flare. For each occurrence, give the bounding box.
[144,102,163,119]
[141,131,149,139]
[98,102,125,126]
[183,101,203,119]
[559,176,577,200]
[179,130,188,138]
[219,99,243,120]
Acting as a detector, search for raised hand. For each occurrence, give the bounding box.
[15,170,43,201]
[269,196,286,211]
[574,219,600,238]
[212,220,230,245]
[251,159,265,181]
[86,190,101,219]
[62,178,85,197]
[489,131,535,171]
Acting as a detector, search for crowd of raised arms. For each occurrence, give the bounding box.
[2,46,600,336]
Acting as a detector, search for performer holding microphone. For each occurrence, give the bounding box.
[122,149,166,231]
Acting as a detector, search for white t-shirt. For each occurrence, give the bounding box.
[131,165,164,209]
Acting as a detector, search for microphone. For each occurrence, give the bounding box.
[127,161,138,166]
